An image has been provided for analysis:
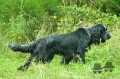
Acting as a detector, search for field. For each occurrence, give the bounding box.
[0,0,120,79]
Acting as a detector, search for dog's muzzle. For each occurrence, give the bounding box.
[101,32,111,43]
[107,34,111,39]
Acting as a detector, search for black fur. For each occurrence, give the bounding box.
[7,23,111,70]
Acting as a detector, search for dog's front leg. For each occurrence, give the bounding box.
[76,47,86,64]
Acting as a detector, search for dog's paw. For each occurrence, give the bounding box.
[17,66,26,71]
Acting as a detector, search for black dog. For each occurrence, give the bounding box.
[7,24,111,70]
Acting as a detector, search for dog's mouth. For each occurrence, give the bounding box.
[93,38,106,44]
[101,39,106,43]
[101,33,111,43]
[101,34,111,43]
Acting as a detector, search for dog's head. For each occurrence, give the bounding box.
[99,24,111,43]
[87,24,111,44]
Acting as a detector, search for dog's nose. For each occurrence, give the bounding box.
[108,35,111,39]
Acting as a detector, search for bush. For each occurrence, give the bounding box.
[60,0,120,16]
[56,5,120,34]
[0,0,61,43]
[0,0,119,43]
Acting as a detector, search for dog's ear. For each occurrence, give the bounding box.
[90,24,103,44]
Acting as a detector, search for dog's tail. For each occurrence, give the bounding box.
[7,43,34,53]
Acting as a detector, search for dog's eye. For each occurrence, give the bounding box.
[101,28,106,33]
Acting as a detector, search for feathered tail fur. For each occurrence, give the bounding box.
[7,43,34,53]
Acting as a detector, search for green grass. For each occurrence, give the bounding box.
[0,1,120,78]
[0,29,120,79]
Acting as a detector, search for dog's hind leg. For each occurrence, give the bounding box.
[41,41,56,63]
[40,51,55,64]
[17,54,36,70]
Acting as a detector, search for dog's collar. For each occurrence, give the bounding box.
[84,28,91,38]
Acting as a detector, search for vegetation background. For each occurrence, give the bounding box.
[0,0,120,79]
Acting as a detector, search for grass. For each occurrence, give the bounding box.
[0,1,120,78]
[0,28,120,79]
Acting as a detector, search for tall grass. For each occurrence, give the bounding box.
[0,0,61,43]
